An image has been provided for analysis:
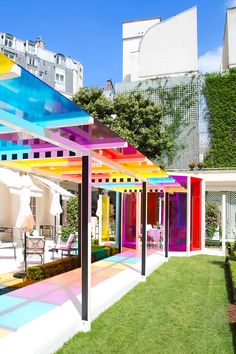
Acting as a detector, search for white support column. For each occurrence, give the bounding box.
[186,176,191,257]
[222,194,226,256]
[201,179,206,252]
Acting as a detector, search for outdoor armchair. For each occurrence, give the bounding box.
[50,233,76,259]
[25,236,45,263]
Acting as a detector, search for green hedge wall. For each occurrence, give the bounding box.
[26,245,119,281]
[203,69,236,167]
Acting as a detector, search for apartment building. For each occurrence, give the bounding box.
[0,33,83,98]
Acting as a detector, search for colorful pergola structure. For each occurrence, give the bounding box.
[0,53,204,329]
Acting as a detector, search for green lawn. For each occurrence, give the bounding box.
[57,256,233,354]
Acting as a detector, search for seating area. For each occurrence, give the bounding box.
[25,236,46,264]
[49,233,76,260]
[147,228,163,248]
[0,227,16,260]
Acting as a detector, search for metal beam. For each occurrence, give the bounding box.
[81,155,91,326]
[116,192,122,254]
[141,181,147,277]
[164,192,169,258]
[0,109,90,156]
[78,183,81,268]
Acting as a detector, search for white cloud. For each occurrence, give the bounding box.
[198,46,222,73]
[226,0,236,8]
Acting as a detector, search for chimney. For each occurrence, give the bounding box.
[36,36,45,49]
[107,79,114,91]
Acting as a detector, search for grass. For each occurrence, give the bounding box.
[57,255,233,354]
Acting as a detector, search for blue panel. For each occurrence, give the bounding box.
[0,301,56,330]
[0,65,89,125]
[0,295,25,313]
[0,139,31,152]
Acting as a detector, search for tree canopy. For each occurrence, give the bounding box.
[73,87,173,162]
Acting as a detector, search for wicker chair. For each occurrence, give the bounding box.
[26,236,45,263]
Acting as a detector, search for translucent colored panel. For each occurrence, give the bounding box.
[170,175,187,188]
[0,66,85,123]
[61,119,125,147]
[191,177,202,251]
[122,193,137,249]
[169,193,187,252]
[147,192,158,226]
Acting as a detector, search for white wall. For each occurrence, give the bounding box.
[228,8,236,68]
[122,8,198,81]
[122,18,160,81]
[139,7,198,78]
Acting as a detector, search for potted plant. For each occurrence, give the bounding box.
[197,162,204,170]
[188,161,196,171]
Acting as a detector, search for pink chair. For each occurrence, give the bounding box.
[50,233,75,259]
[147,229,163,248]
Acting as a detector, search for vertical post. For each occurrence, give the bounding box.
[186,176,191,256]
[81,155,91,331]
[116,192,122,253]
[201,179,206,252]
[158,196,162,225]
[54,216,57,243]
[141,182,147,278]
[222,194,226,256]
[164,192,169,258]
[24,232,27,272]
[78,183,81,267]
[59,195,63,226]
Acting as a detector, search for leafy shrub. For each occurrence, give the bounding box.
[205,239,222,248]
[226,242,236,256]
[60,225,77,242]
[203,70,236,167]
[25,245,119,281]
[205,201,220,238]
[228,260,236,303]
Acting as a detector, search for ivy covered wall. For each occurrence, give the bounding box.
[203,69,236,167]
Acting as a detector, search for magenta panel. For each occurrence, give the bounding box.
[169,192,187,252]
[122,193,137,249]
[190,177,202,251]
[147,192,158,226]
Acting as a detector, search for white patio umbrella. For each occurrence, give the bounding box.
[0,168,42,197]
[33,176,74,242]
[15,174,35,232]
[50,190,63,217]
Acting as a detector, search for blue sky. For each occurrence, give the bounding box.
[1,0,235,86]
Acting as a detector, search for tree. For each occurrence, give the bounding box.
[73,88,174,162]
[205,201,220,239]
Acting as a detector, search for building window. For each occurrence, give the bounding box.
[27,56,37,66]
[55,72,65,83]
[55,53,65,65]
[55,68,65,92]
[3,50,15,60]
[4,34,14,48]
[39,71,44,78]
[30,197,36,223]
[27,41,36,54]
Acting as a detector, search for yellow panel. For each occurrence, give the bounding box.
[0,52,15,75]
[102,195,110,242]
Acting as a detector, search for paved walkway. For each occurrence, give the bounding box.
[0,248,165,354]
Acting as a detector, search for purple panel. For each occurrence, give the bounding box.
[170,175,187,189]
[169,193,187,252]
[122,193,137,249]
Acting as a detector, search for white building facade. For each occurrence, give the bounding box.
[122,7,198,82]
[0,33,83,99]
[222,7,236,70]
